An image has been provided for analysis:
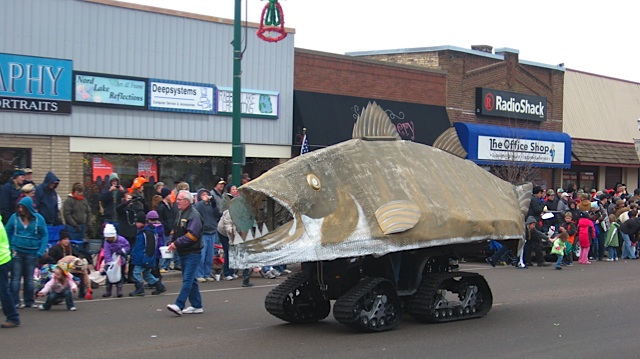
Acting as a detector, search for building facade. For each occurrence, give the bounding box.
[350,45,569,189]
[1,0,295,211]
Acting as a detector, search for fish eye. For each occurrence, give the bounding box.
[306,174,321,190]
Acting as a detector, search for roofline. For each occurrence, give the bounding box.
[566,68,640,85]
[346,45,564,72]
[572,138,636,146]
[295,47,447,76]
[80,0,295,33]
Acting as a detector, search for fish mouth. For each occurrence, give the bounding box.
[235,188,299,245]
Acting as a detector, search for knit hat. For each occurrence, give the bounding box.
[58,229,70,241]
[135,211,147,224]
[146,210,159,220]
[160,187,171,199]
[103,223,117,237]
[525,216,537,225]
[13,169,26,177]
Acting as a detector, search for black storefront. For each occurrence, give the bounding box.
[292,91,451,152]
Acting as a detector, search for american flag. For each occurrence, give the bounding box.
[300,132,309,155]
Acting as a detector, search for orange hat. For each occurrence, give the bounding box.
[128,176,148,193]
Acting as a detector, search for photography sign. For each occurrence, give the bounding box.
[476,87,547,122]
[0,53,73,114]
[148,79,215,115]
[477,135,565,164]
[74,71,146,109]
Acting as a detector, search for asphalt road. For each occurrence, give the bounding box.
[4,259,640,359]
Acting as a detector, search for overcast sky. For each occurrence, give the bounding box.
[122,0,640,83]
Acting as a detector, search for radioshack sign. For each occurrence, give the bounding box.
[475,88,547,122]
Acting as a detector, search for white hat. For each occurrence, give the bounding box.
[103,223,117,237]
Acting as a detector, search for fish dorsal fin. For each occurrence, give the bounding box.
[433,127,468,158]
[352,102,401,140]
[375,200,421,235]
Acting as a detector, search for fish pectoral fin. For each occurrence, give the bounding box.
[375,200,421,235]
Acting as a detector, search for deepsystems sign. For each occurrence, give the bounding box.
[477,135,565,164]
[148,79,215,115]
[0,53,73,114]
[476,88,547,122]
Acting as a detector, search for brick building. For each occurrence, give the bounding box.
[293,49,451,152]
[349,45,570,189]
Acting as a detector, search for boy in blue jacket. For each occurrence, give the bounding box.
[129,212,166,296]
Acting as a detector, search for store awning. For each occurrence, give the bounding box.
[453,122,572,168]
[572,140,640,167]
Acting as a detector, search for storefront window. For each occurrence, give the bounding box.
[563,169,597,193]
[0,148,31,185]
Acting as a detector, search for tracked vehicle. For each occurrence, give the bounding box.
[228,102,530,332]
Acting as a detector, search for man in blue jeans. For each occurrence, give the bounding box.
[194,189,220,283]
[167,191,204,315]
[0,214,20,328]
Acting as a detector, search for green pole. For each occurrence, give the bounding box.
[231,0,243,187]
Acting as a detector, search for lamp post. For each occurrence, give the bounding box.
[231,0,243,187]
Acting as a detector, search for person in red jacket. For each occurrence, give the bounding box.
[577,211,595,264]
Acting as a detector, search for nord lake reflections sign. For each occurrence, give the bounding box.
[73,71,146,109]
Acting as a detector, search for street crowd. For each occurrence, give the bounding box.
[487,184,640,270]
[0,169,288,329]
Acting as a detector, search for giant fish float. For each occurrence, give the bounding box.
[228,102,532,332]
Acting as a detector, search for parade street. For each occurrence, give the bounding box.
[4,260,640,359]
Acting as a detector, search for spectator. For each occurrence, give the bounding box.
[157,187,178,273]
[604,214,620,261]
[100,173,125,229]
[194,189,221,283]
[63,183,94,241]
[558,212,577,266]
[0,214,20,328]
[5,197,48,308]
[551,232,569,270]
[527,186,544,224]
[37,265,77,311]
[101,224,130,298]
[34,171,62,226]
[128,212,165,297]
[524,216,550,267]
[577,211,596,264]
[0,170,26,225]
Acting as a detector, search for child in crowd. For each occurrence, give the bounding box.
[559,212,577,266]
[128,212,165,296]
[604,214,620,261]
[577,211,595,264]
[551,232,569,270]
[101,224,130,297]
[144,210,165,281]
[37,265,77,311]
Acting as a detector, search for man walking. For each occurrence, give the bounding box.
[167,191,204,315]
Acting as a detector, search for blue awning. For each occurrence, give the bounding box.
[454,122,572,169]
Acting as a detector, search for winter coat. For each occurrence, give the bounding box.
[577,217,595,248]
[560,220,577,245]
[604,222,621,248]
[194,191,221,234]
[0,179,21,224]
[156,201,176,236]
[63,194,93,228]
[100,173,123,222]
[551,238,566,256]
[116,199,138,240]
[170,205,203,256]
[103,235,130,267]
[48,243,80,264]
[217,209,235,239]
[527,195,544,222]
[5,197,48,257]
[34,172,62,225]
[131,225,157,268]
[149,222,165,257]
[39,273,77,294]
[620,217,640,236]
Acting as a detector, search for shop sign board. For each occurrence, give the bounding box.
[476,87,547,122]
[477,135,565,164]
[74,71,147,109]
[0,53,72,114]
[148,79,216,115]
[217,87,279,119]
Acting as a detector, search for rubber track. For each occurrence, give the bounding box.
[264,272,330,324]
[407,271,492,323]
[333,277,403,332]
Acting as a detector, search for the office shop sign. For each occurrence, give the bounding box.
[0,53,73,114]
[476,87,547,122]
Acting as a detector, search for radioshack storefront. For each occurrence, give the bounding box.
[454,122,572,188]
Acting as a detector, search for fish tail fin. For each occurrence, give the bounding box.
[352,102,401,140]
[514,183,533,220]
[433,127,468,158]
